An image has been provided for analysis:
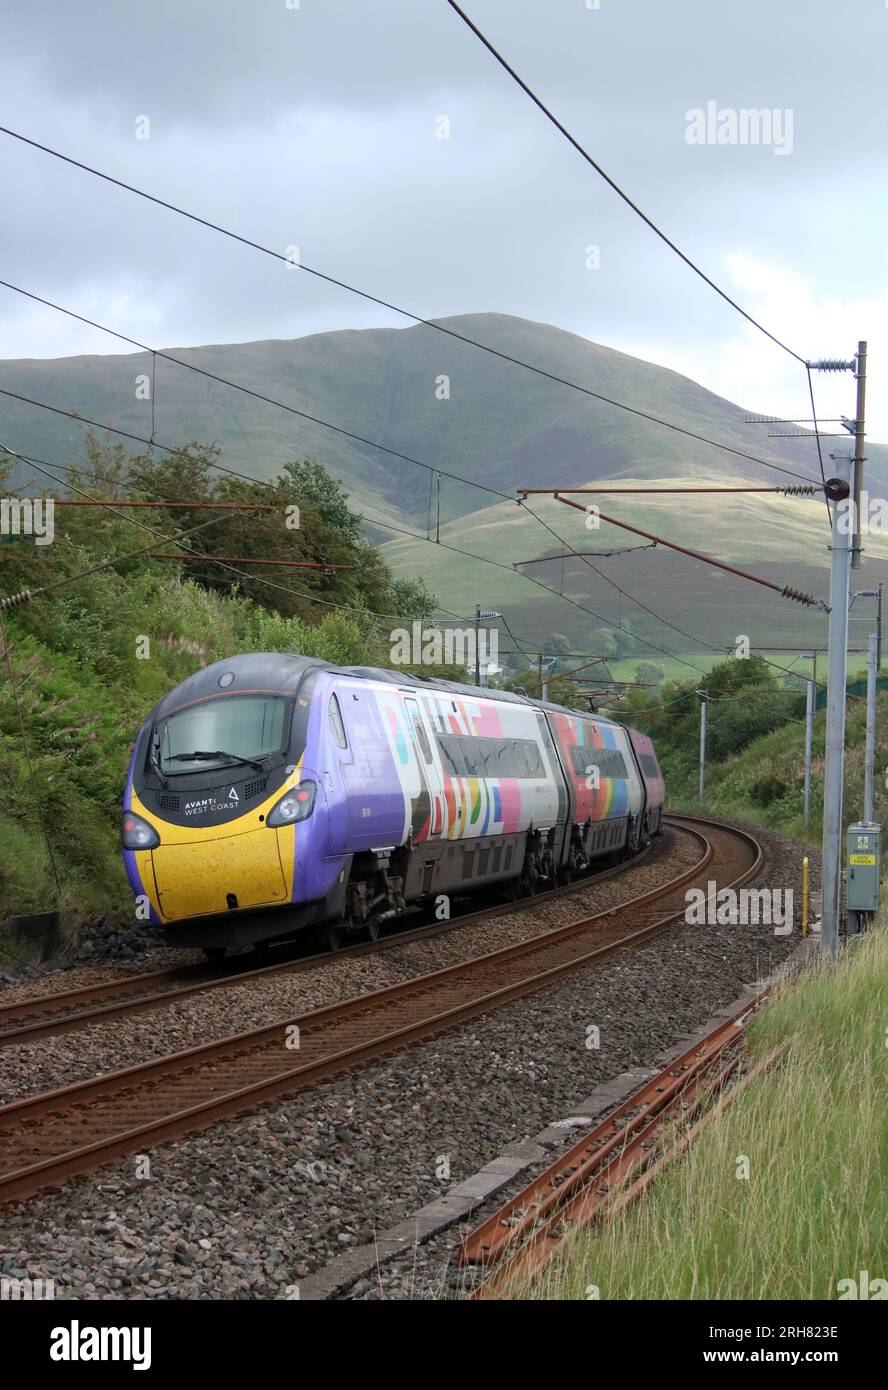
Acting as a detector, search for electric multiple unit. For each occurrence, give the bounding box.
[122,653,665,954]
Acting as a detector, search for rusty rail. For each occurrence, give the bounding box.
[465,1004,784,1299]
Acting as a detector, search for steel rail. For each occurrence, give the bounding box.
[0,837,660,1045]
[472,1034,784,1299]
[0,817,761,1205]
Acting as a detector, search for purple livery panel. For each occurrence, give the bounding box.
[628,728,665,814]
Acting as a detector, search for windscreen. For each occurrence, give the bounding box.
[156,695,292,774]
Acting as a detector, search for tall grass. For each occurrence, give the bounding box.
[519,929,888,1300]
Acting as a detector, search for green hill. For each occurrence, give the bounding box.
[4,313,886,657]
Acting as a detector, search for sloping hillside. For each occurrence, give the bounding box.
[5,313,885,656]
[5,313,884,521]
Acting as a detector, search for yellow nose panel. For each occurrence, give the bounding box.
[152,830,288,920]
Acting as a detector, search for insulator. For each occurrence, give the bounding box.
[780,485,819,496]
[807,358,855,373]
[781,585,818,606]
[824,477,851,502]
[0,589,34,611]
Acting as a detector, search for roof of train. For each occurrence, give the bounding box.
[151,651,626,729]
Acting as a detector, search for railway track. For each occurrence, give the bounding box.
[0,840,657,1047]
[0,815,762,1205]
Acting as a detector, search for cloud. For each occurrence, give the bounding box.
[0,0,885,445]
[623,254,886,441]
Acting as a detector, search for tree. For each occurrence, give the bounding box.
[389,576,438,622]
[118,448,440,629]
[635,662,665,687]
[591,628,618,661]
[610,627,637,659]
[278,459,363,546]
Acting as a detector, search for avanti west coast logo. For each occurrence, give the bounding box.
[50,1320,152,1371]
[684,883,793,935]
[183,787,240,816]
[0,497,55,545]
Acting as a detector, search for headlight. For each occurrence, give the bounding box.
[267,780,317,827]
[122,810,160,849]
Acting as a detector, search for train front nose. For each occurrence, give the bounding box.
[123,777,320,924]
[150,827,290,920]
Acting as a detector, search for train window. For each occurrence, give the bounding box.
[568,745,628,780]
[500,739,545,778]
[443,735,545,780]
[461,740,485,778]
[521,741,546,778]
[405,699,433,764]
[639,752,661,779]
[436,734,467,777]
[328,694,348,749]
[157,694,290,774]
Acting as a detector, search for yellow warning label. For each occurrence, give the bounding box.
[849,854,876,865]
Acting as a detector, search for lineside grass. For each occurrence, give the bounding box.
[516,929,888,1300]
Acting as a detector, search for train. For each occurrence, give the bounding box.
[121,653,665,956]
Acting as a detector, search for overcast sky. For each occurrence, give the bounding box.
[2,0,885,440]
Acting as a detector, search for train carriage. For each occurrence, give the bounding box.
[122,653,664,953]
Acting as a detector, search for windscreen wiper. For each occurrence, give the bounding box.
[165,750,268,771]
[150,732,169,788]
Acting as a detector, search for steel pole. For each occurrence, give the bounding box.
[803,676,814,830]
[851,341,867,571]
[864,632,877,822]
[698,691,707,806]
[474,605,481,686]
[820,454,853,961]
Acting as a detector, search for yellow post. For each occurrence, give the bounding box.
[802,856,810,937]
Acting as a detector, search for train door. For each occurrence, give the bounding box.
[337,684,406,848]
[611,723,645,844]
[322,688,353,855]
[403,696,445,840]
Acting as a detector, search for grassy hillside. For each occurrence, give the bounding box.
[7,313,884,660]
[382,483,888,656]
[620,664,888,844]
[6,311,886,531]
[691,690,888,841]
